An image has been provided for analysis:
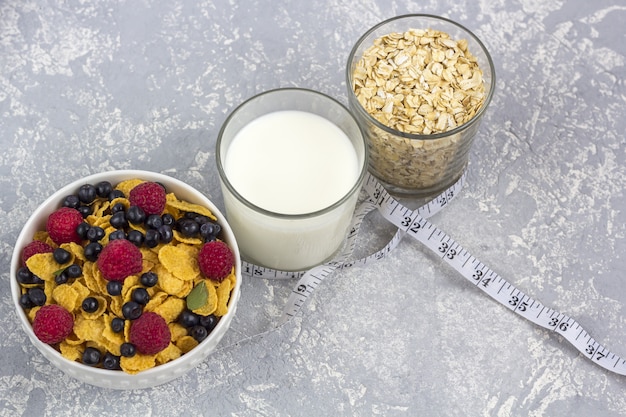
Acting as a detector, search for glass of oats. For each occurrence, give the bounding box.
[347,14,495,197]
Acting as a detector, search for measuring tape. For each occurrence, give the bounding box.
[241,172,626,376]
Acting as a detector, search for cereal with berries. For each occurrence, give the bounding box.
[15,179,236,374]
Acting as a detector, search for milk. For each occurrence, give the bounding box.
[221,110,363,271]
[225,111,359,214]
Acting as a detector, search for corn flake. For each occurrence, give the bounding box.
[60,341,84,362]
[168,322,187,341]
[155,264,192,297]
[44,280,56,305]
[74,315,105,342]
[158,244,200,281]
[175,336,199,354]
[32,231,49,243]
[52,284,79,312]
[120,353,156,374]
[144,291,169,311]
[115,179,144,196]
[214,278,232,317]
[101,315,124,356]
[26,253,65,282]
[63,332,84,346]
[83,262,108,294]
[165,193,216,220]
[70,280,91,303]
[90,199,110,218]
[172,231,204,245]
[156,343,181,365]
[150,296,185,323]
[27,306,40,323]
[140,247,160,265]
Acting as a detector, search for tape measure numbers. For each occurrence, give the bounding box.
[242,172,626,376]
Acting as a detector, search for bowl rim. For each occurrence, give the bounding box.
[345,13,496,140]
[10,169,242,387]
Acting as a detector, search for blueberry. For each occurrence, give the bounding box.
[108,189,125,201]
[199,314,218,332]
[77,205,92,218]
[86,226,105,242]
[102,352,121,370]
[82,347,101,366]
[158,225,173,243]
[82,296,99,313]
[55,271,69,285]
[109,230,126,242]
[78,184,97,204]
[66,264,82,278]
[185,212,209,224]
[62,194,80,209]
[200,222,221,241]
[132,288,150,305]
[140,271,158,287]
[19,293,35,309]
[144,229,159,248]
[107,281,123,296]
[145,214,163,229]
[95,181,113,198]
[84,242,102,261]
[127,230,144,247]
[108,230,126,241]
[16,267,32,284]
[110,211,128,229]
[53,247,71,264]
[28,287,46,306]
[177,218,199,237]
[111,202,126,214]
[16,267,42,285]
[111,317,125,333]
[120,343,136,357]
[161,213,175,226]
[122,301,142,320]
[76,222,91,239]
[127,206,146,224]
[178,310,200,328]
[190,325,208,342]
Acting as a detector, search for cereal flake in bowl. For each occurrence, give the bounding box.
[10,170,242,389]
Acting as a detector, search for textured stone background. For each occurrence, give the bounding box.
[1,0,626,416]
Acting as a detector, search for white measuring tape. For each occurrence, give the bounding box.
[241,172,626,376]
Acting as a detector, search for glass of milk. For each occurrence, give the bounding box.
[216,88,368,271]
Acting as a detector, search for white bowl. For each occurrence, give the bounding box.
[10,170,242,389]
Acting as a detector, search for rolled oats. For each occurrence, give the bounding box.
[350,27,489,194]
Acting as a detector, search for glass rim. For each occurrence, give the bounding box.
[216,87,369,220]
[345,13,496,140]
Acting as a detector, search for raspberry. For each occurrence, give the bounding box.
[129,312,171,355]
[128,182,166,215]
[96,239,143,282]
[197,241,235,282]
[32,304,74,345]
[46,207,83,245]
[21,240,54,265]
